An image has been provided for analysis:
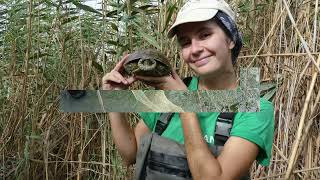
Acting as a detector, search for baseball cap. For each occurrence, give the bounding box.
[168,0,235,38]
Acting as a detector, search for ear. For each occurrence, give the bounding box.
[228,40,235,49]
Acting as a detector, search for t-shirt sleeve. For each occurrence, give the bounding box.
[138,112,161,132]
[230,98,275,166]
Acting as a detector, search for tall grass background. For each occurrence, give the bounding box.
[0,0,319,179]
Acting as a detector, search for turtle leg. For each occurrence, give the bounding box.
[131,68,140,74]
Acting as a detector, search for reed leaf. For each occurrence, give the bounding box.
[71,0,102,15]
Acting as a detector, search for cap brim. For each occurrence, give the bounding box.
[167,9,218,38]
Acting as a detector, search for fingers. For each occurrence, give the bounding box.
[102,70,137,90]
[113,70,129,84]
[111,71,128,84]
[113,54,129,71]
[102,53,137,90]
[102,71,125,86]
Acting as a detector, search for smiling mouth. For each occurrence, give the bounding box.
[194,57,210,67]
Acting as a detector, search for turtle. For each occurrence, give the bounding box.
[123,49,171,77]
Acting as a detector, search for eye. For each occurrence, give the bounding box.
[199,31,212,40]
[178,38,191,48]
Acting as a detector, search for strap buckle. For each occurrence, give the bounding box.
[215,118,232,137]
[214,117,233,146]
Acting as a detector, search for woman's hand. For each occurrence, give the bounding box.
[102,55,137,90]
[135,69,188,90]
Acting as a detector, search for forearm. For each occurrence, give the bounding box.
[109,112,137,166]
[180,112,223,180]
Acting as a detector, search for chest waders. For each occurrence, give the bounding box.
[134,77,251,180]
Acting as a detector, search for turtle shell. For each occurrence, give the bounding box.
[123,49,171,77]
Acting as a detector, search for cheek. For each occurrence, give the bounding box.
[180,49,191,62]
[208,39,229,54]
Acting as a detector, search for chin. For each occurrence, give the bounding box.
[193,64,221,77]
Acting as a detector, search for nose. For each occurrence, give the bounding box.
[190,39,203,58]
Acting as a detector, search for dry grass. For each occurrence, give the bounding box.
[0,0,319,179]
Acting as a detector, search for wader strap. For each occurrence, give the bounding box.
[155,113,174,135]
[154,77,192,136]
[182,77,192,86]
[214,112,235,146]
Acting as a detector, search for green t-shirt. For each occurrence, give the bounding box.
[138,76,274,166]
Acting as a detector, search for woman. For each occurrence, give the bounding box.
[102,0,274,179]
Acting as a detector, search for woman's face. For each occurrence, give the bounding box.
[176,19,235,77]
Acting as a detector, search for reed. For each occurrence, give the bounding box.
[0,0,319,179]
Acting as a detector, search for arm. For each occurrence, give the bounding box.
[180,112,259,180]
[102,55,150,166]
[109,113,150,166]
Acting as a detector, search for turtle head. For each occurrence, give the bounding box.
[137,58,157,71]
